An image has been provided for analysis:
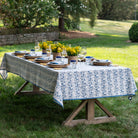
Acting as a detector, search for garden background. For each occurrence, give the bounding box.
[0,0,138,137]
[0,19,138,137]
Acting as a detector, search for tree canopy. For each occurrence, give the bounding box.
[54,0,101,31]
[99,0,135,20]
[0,0,57,28]
[0,0,101,31]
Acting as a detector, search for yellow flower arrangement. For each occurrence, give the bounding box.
[51,42,65,53]
[66,46,81,56]
[39,41,53,50]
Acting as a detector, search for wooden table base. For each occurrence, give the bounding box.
[62,99,116,127]
[14,81,116,127]
[14,81,51,95]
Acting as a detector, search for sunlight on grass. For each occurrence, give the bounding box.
[79,19,138,81]
[87,45,138,81]
[110,34,122,37]
[80,19,136,37]
[0,20,4,27]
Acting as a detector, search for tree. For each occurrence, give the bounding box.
[0,0,57,28]
[54,0,101,31]
[98,0,135,20]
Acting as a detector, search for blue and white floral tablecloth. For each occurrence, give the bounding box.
[0,53,137,107]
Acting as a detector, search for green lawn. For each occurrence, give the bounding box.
[0,19,138,137]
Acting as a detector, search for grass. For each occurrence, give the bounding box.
[80,19,135,37]
[0,20,3,27]
[0,19,138,137]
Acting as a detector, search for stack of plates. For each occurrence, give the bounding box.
[35,57,52,63]
[14,51,29,56]
[47,61,68,68]
[93,60,111,66]
[24,54,41,59]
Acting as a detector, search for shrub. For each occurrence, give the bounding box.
[129,22,138,42]
[0,0,57,28]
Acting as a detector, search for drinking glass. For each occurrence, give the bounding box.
[30,49,35,56]
[78,54,84,69]
[46,48,51,53]
[34,41,40,55]
[78,54,84,62]
[85,56,92,65]
[46,45,51,57]
[56,56,62,62]
[42,52,49,60]
[70,60,77,69]
[81,47,87,57]
[61,49,67,64]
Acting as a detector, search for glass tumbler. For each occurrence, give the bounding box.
[56,56,62,62]
[85,56,92,65]
[70,60,77,69]
[42,52,47,59]
[30,49,35,56]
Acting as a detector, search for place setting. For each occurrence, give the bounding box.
[47,55,68,70]
[13,51,29,57]
[39,41,69,70]
[92,59,112,66]
[34,54,53,66]
[13,40,114,69]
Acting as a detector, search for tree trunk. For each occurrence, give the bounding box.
[59,17,65,32]
[58,7,67,32]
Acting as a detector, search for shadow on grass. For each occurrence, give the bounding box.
[0,88,137,131]
[0,91,72,130]
[0,76,137,128]
[0,76,83,130]
[59,34,137,48]
[0,76,137,137]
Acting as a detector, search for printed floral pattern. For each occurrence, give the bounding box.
[0,53,137,107]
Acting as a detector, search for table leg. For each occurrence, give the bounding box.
[63,99,116,127]
[62,100,88,126]
[86,99,95,120]
[14,82,116,126]
[14,81,51,95]
[14,81,29,95]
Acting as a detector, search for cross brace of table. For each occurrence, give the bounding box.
[63,99,116,127]
[14,81,116,127]
[14,81,51,95]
